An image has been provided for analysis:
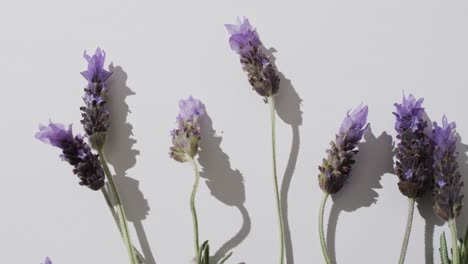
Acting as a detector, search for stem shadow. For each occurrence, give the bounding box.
[104,64,157,264]
[197,106,251,264]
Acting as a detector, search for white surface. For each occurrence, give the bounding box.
[1,0,468,263]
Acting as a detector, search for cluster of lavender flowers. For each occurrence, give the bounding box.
[36,122,105,190]
[432,116,464,221]
[393,94,433,198]
[80,48,112,149]
[225,17,280,98]
[36,48,111,190]
[34,17,467,264]
[318,105,369,194]
[170,96,204,163]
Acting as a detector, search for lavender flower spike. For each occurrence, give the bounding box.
[80,48,113,149]
[394,94,433,198]
[43,257,52,264]
[432,116,463,221]
[35,121,105,190]
[393,94,434,264]
[318,104,368,264]
[225,17,280,97]
[170,96,204,162]
[318,104,369,194]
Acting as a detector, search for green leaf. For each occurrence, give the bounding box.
[440,232,452,264]
[198,241,210,264]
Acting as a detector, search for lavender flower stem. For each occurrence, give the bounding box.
[98,149,138,264]
[101,188,145,264]
[399,198,415,264]
[449,219,460,264]
[319,192,331,264]
[268,96,285,264]
[189,158,201,261]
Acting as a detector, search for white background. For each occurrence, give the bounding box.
[1,0,468,263]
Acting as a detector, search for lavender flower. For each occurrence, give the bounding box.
[318,105,369,194]
[394,94,425,133]
[43,257,52,264]
[432,116,463,221]
[35,121,105,190]
[393,94,433,198]
[170,96,204,162]
[80,48,113,149]
[225,17,280,97]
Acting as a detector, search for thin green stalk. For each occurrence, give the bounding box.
[189,158,201,262]
[398,198,415,264]
[98,149,138,264]
[268,96,285,264]
[449,218,460,264]
[101,188,144,264]
[319,192,331,264]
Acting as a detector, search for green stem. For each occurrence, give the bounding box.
[319,192,331,264]
[98,149,138,264]
[398,198,415,264]
[449,218,460,264]
[190,158,201,262]
[101,188,144,264]
[268,96,285,264]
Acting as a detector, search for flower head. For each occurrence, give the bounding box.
[226,17,280,97]
[44,257,52,264]
[432,116,463,221]
[36,121,105,190]
[225,17,261,56]
[35,122,74,149]
[393,94,425,133]
[170,96,204,162]
[432,116,457,154]
[80,48,113,148]
[177,96,204,123]
[81,48,112,83]
[337,104,369,146]
[318,105,369,194]
[393,94,433,198]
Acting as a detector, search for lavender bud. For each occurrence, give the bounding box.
[170,96,204,162]
[318,105,369,194]
[393,94,433,198]
[431,116,463,221]
[36,121,105,190]
[225,17,280,97]
[80,48,113,149]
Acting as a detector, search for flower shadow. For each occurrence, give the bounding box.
[104,64,157,264]
[326,127,394,264]
[197,106,251,263]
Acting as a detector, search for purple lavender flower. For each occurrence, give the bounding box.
[337,105,369,146]
[393,94,425,134]
[225,17,280,97]
[35,121,105,190]
[170,96,204,162]
[393,94,433,198]
[80,48,113,149]
[432,116,463,221]
[81,48,112,83]
[318,105,369,194]
[225,17,261,56]
[43,257,52,264]
[36,122,74,149]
